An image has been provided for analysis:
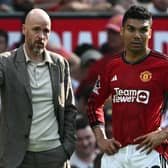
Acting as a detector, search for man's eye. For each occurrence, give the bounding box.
[33,27,41,32]
[127,27,134,32]
[44,29,50,34]
[140,28,148,34]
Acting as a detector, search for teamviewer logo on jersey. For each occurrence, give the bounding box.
[113,88,150,104]
[136,90,150,104]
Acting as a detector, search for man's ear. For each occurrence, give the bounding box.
[148,28,152,39]
[22,24,26,35]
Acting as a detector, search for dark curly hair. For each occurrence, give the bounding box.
[122,5,152,26]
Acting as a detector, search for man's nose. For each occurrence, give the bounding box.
[37,31,45,38]
[134,30,141,38]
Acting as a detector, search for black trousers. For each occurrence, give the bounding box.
[18,145,70,168]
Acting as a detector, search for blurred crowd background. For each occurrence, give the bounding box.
[0,0,167,14]
[0,0,167,167]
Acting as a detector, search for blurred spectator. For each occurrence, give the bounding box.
[0,29,9,53]
[58,0,113,12]
[137,0,151,2]
[80,49,102,67]
[74,43,96,58]
[75,14,123,96]
[34,0,60,11]
[137,0,151,6]
[70,114,98,168]
[76,85,93,115]
[103,14,123,53]
[0,0,13,12]
[73,43,96,90]
[118,0,138,9]
[136,0,151,8]
[147,0,168,15]
[75,49,103,113]
[80,49,103,80]
[112,0,138,13]
[13,0,34,12]
[37,0,113,12]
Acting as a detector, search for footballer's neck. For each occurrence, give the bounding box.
[124,48,151,63]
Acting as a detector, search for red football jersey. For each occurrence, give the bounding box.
[87,50,168,157]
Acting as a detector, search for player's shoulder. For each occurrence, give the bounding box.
[0,49,17,58]
[150,50,168,61]
[0,51,11,58]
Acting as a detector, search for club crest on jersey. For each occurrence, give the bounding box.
[140,71,152,82]
[93,75,101,95]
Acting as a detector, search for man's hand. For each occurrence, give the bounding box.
[97,137,122,155]
[92,125,122,155]
[134,129,168,154]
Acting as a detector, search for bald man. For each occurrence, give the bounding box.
[0,8,77,168]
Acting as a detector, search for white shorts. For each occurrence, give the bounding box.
[101,145,168,168]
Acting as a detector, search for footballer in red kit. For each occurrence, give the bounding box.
[88,50,168,152]
[87,5,168,168]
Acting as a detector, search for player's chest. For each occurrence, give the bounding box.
[108,64,161,90]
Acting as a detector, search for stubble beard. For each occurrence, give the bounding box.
[32,47,44,57]
[29,40,44,57]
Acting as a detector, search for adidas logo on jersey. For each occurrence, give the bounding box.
[111,75,117,81]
